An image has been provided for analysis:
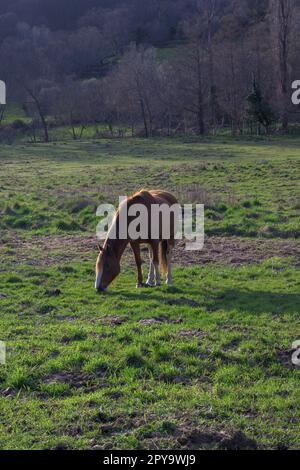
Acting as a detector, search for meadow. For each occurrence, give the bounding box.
[0,136,299,450]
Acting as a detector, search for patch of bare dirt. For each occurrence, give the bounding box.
[164,297,200,307]
[174,424,257,450]
[44,370,108,392]
[222,338,241,352]
[219,431,258,450]
[101,315,129,326]
[55,315,78,321]
[173,238,300,267]
[1,234,300,268]
[44,288,62,297]
[139,318,163,326]
[277,348,299,369]
[141,422,258,450]
[0,387,15,398]
[139,316,183,327]
[178,329,207,340]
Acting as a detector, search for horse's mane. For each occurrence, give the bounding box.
[106,190,153,241]
[128,189,157,205]
[115,189,156,216]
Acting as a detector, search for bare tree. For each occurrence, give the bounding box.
[0,36,53,142]
[170,19,209,135]
[110,45,161,137]
[272,0,295,131]
[25,81,54,142]
[195,0,222,131]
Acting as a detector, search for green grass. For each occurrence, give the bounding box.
[0,135,299,450]
[0,136,299,238]
[1,103,31,125]
[0,260,299,450]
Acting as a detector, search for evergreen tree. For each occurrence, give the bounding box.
[247,79,275,133]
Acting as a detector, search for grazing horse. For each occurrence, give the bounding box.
[95,189,178,292]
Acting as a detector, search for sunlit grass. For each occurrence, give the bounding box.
[0,259,299,449]
[0,136,299,238]
[0,136,299,449]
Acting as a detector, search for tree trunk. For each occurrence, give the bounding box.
[140,99,149,138]
[79,125,86,139]
[71,125,77,140]
[229,51,239,135]
[40,113,49,142]
[206,0,217,131]
[0,105,5,125]
[196,47,205,135]
[26,87,49,142]
[276,0,292,132]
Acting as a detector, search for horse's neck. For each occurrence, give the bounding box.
[107,195,147,260]
[108,238,128,262]
[105,204,129,261]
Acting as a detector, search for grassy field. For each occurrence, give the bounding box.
[0,136,299,450]
[1,136,299,238]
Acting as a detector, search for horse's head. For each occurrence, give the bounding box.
[95,242,120,292]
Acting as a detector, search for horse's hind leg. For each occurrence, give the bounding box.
[131,242,143,288]
[166,242,174,286]
[146,243,161,286]
[152,243,161,286]
[146,246,155,287]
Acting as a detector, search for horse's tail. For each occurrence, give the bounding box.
[159,240,168,274]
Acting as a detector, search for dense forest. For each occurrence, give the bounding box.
[0,0,300,140]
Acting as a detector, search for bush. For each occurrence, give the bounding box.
[0,126,18,144]
[55,220,80,231]
[11,119,28,130]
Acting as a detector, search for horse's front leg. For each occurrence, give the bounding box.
[131,242,143,288]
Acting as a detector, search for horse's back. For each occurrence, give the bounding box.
[126,189,179,243]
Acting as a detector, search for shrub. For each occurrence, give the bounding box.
[11,119,28,130]
[55,220,80,231]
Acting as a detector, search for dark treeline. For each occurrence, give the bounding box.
[0,0,300,141]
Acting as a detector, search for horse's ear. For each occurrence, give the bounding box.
[97,243,103,252]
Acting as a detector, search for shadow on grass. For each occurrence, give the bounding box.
[209,289,300,315]
[103,287,300,316]
[107,285,185,301]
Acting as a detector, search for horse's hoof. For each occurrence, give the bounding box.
[136,283,143,289]
[156,283,161,287]
[145,282,155,288]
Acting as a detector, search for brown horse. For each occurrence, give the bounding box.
[95,189,178,292]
